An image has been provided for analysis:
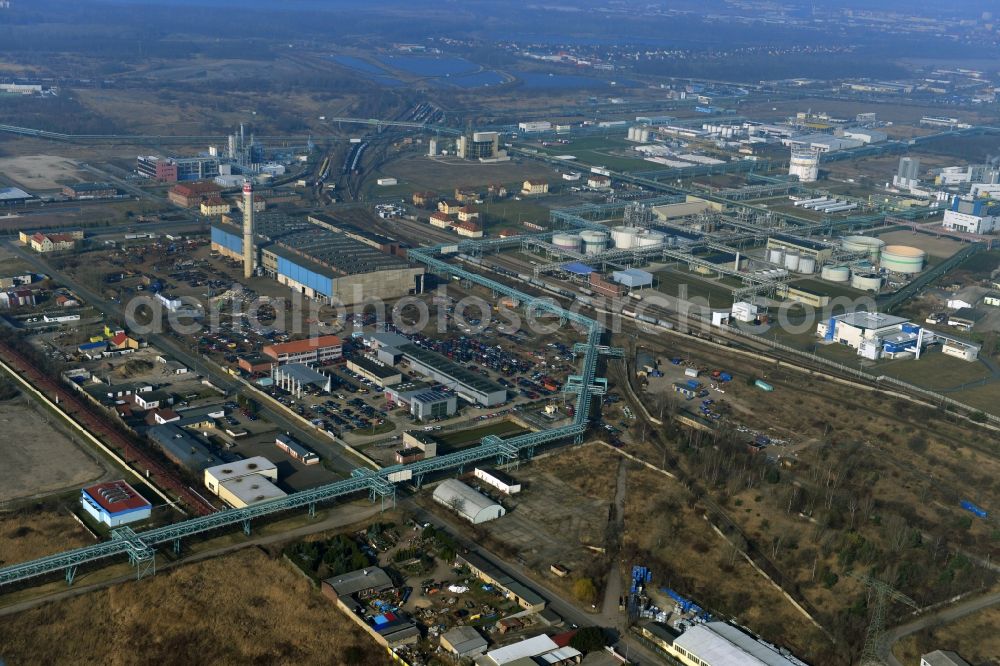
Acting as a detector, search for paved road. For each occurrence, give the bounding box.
[0,501,382,618]
[882,590,1000,666]
[5,241,359,477]
[599,458,627,628]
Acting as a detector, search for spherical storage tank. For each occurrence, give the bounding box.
[783,252,800,272]
[552,233,582,253]
[842,235,886,261]
[820,265,850,282]
[880,245,926,274]
[797,256,816,274]
[638,231,667,247]
[611,225,642,250]
[580,230,609,255]
[851,271,882,292]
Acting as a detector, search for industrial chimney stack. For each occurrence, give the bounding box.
[242,180,255,279]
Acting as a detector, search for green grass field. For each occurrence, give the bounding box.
[531,136,654,171]
[654,268,738,307]
[480,199,553,229]
[435,420,528,451]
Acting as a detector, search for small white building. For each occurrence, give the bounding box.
[474,467,521,494]
[432,479,505,524]
[204,456,285,508]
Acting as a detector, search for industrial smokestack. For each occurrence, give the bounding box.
[242,180,255,279]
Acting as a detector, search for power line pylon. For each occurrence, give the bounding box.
[850,572,919,666]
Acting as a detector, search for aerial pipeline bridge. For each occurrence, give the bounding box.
[0,241,618,589]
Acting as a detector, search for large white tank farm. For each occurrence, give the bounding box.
[797,256,817,274]
[850,272,882,292]
[841,235,886,261]
[551,233,582,253]
[880,245,926,274]
[611,225,643,249]
[580,230,609,255]
[783,251,800,272]
[820,265,850,282]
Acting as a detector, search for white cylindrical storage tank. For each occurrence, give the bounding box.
[767,248,784,264]
[611,225,642,250]
[788,149,820,183]
[880,245,926,274]
[638,231,667,247]
[552,233,582,253]
[797,256,816,274]
[841,235,886,261]
[851,272,882,292]
[580,230,609,255]
[783,252,800,272]
[821,265,850,282]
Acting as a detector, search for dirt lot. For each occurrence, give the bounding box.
[0,510,93,567]
[0,154,87,192]
[892,604,1000,666]
[0,547,389,666]
[877,230,966,259]
[0,393,110,504]
[478,445,616,571]
[387,153,560,192]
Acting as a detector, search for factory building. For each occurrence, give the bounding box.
[0,187,33,206]
[62,182,117,199]
[457,551,546,612]
[475,467,521,494]
[894,157,921,190]
[842,128,887,144]
[263,335,342,365]
[433,479,505,524]
[211,215,424,304]
[373,334,507,406]
[80,480,152,527]
[782,133,863,153]
[457,131,507,161]
[204,457,285,508]
[138,155,220,182]
[308,213,402,256]
[385,381,459,420]
[816,312,943,361]
[346,354,403,388]
[766,235,834,263]
[168,181,222,207]
[148,423,221,472]
[943,195,1000,235]
[661,621,807,666]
